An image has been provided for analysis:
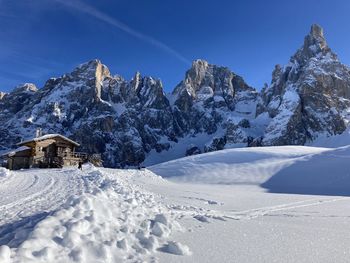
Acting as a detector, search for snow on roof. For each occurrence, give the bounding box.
[17,134,80,147]
[1,146,31,157]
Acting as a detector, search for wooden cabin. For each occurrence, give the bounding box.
[2,133,87,170]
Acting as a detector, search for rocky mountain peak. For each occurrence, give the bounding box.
[174,59,241,100]
[292,24,336,65]
[13,83,38,94]
[72,59,111,80]
[0,83,38,119]
[66,59,111,101]
[258,24,350,147]
[310,24,324,39]
[304,24,328,51]
[181,59,210,96]
[190,59,210,76]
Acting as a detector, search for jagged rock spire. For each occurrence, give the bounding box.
[292,24,336,64]
[258,24,350,147]
[310,24,324,38]
[303,24,328,52]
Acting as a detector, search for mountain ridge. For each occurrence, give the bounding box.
[1,24,350,167]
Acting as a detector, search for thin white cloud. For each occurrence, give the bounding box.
[53,0,190,65]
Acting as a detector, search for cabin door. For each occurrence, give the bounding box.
[23,157,30,169]
[45,143,57,157]
[44,143,57,166]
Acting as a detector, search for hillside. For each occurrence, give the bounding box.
[1,145,350,262]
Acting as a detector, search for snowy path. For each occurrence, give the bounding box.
[0,166,190,263]
[0,168,84,226]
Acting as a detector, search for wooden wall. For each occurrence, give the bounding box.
[8,136,80,170]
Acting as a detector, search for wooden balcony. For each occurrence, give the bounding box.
[58,152,88,160]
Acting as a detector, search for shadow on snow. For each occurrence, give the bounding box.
[261,146,350,197]
[0,211,52,248]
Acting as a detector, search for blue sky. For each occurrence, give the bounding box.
[1,0,350,92]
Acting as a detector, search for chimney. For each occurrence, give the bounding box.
[36,128,42,138]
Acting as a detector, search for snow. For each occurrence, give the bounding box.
[1,146,31,157]
[196,86,214,100]
[13,83,38,94]
[0,166,187,262]
[1,145,350,262]
[148,146,331,185]
[263,87,301,143]
[18,134,80,147]
[213,95,225,102]
[112,102,127,116]
[310,128,350,148]
[52,102,66,120]
[159,241,192,256]
[0,168,10,178]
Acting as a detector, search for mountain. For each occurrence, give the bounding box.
[0,59,258,166]
[170,59,259,150]
[1,24,350,167]
[257,24,350,145]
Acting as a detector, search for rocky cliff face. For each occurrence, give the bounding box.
[257,24,350,145]
[172,59,257,134]
[1,24,350,165]
[0,59,258,165]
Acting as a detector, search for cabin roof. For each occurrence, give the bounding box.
[1,146,31,157]
[17,134,80,147]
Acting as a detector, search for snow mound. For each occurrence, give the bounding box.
[0,168,10,178]
[160,241,192,256]
[262,146,350,196]
[149,146,330,185]
[0,245,11,263]
[150,145,350,196]
[3,167,189,262]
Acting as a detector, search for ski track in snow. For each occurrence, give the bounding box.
[0,168,84,225]
[168,195,348,222]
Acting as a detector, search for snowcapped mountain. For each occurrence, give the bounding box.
[1,24,350,166]
[0,59,258,167]
[168,59,260,156]
[257,24,350,146]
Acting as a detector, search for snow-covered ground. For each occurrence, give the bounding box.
[1,146,350,262]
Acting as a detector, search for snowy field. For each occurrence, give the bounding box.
[1,146,350,262]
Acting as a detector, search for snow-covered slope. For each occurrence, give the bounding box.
[0,166,191,262]
[149,145,350,196]
[1,145,350,262]
[149,146,329,183]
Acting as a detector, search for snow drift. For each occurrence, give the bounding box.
[149,145,350,196]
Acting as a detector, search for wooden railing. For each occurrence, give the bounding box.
[33,152,102,167]
[58,152,88,160]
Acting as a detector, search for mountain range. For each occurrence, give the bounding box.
[1,24,350,167]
